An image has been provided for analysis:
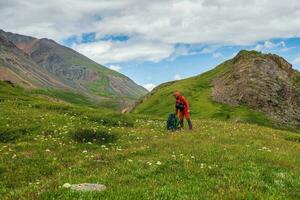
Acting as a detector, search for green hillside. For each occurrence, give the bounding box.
[133,51,300,131]
[133,57,273,127]
[0,81,300,199]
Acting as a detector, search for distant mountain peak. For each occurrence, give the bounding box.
[0,29,147,108]
[234,50,294,76]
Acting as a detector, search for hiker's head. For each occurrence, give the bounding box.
[173,91,181,99]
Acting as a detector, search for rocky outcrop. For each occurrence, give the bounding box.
[212,50,300,125]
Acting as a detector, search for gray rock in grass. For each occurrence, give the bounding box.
[70,183,106,192]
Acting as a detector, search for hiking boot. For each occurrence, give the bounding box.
[187,119,193,130]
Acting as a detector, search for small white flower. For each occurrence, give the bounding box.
[82,150,87,154]
[45,149,51,152]
[191,156,195,159]
[128,159,133,162]
[156,161,162,165]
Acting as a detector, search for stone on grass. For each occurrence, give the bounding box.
[62,183,71,188]
[70,183,106,192]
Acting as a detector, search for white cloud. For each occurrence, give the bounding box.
[212,52,222,58]
[1,0,300,63]
[108,64,121,72]
[174,74,182,80]
[74,39,173,64]
[254,41,286,52]
[201,45,221,54]
[143,83,156,91]
[292,56,300,65]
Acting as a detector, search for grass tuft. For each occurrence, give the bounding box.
[71,128,117,144]
[285,135,300,143]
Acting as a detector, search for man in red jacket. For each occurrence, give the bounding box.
[174,91,193,130]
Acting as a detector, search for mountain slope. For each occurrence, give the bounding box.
[0,34,69,89]
[0,30,147,100]
[212,51,300,125]
[133,50,300,129]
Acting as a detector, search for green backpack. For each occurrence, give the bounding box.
[167,113,180,131]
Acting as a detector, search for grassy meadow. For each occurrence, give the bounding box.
[0,81,300,199]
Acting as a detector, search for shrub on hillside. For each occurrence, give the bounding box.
[72,128,117,144]
[32,102,71,112]
[87,113,134,127]
[0,128,29,142]
[285,135,300,143]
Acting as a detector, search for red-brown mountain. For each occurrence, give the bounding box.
[0,30,147,104]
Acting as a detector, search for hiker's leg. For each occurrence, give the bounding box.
[187,119,193,130]
[179,112,184,128]
[185,111,192,130]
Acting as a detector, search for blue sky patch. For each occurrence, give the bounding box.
[81,32,96,43]
[101,34,129,42]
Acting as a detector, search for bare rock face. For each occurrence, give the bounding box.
[212,50,300,125]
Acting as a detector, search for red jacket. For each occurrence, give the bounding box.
[175,95,189,115]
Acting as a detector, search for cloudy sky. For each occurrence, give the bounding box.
[1,0,300,91]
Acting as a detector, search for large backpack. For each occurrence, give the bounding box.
[167,113,180,131]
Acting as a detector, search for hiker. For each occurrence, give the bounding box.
[174,91,193,130]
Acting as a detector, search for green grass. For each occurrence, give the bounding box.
[30,89,98,107]
[0,80,300,199]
